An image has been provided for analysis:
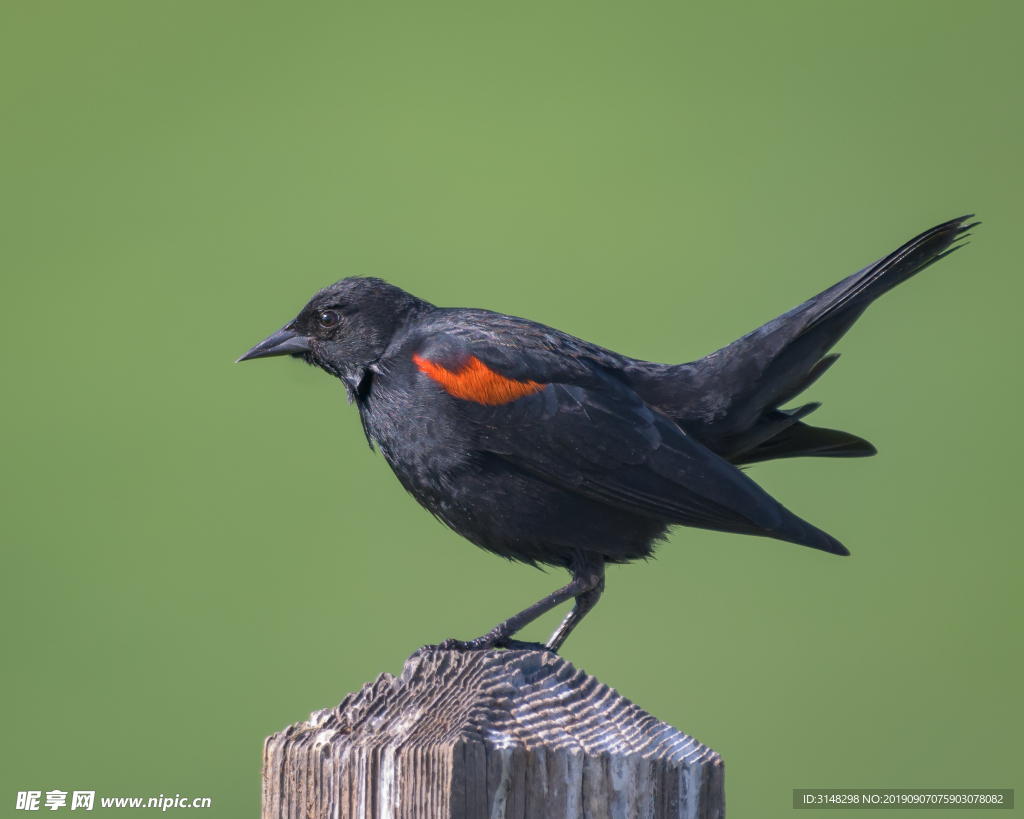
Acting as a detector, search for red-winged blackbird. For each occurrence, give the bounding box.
[239,217,975,652]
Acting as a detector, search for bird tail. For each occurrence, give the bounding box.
[648,216,977,464]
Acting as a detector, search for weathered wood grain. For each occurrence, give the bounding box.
[262,649,724,818]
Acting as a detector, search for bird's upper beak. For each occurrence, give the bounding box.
[236,324,314,362]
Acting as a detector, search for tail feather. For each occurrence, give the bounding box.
[638,216,976,464]
[772,353,840,409]
[801,216,976,335]
[731,421,877,465]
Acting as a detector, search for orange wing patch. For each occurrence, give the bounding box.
[413,352,545,406]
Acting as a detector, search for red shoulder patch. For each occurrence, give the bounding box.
[413,352,545,406]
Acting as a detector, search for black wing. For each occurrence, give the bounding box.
[416,333,848,555]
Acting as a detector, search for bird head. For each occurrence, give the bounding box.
[237,277,426,395]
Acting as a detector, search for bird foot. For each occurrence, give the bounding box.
[503,638,555,652]
[435,636,493,651]
[418,632,556,654]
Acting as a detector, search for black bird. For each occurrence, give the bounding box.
[239,217,975,652]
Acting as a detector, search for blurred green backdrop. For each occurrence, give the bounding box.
[1,2,1020,816]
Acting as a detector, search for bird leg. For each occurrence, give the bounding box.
[438,556,605,652]
[546,572,605,651]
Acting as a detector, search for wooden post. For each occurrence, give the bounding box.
[262,649,724,819]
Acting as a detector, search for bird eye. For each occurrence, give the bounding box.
[318,310,340,328]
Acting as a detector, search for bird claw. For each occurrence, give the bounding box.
[412,637,496,654]
[503,639,555,652]
[437,637,489,651]
[419,634,556,654]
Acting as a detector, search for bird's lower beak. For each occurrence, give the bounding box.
[236,325,313,362]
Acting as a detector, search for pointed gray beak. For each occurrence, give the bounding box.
[236,325,313,362]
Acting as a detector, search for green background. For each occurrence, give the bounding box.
[1,3,1020,816]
